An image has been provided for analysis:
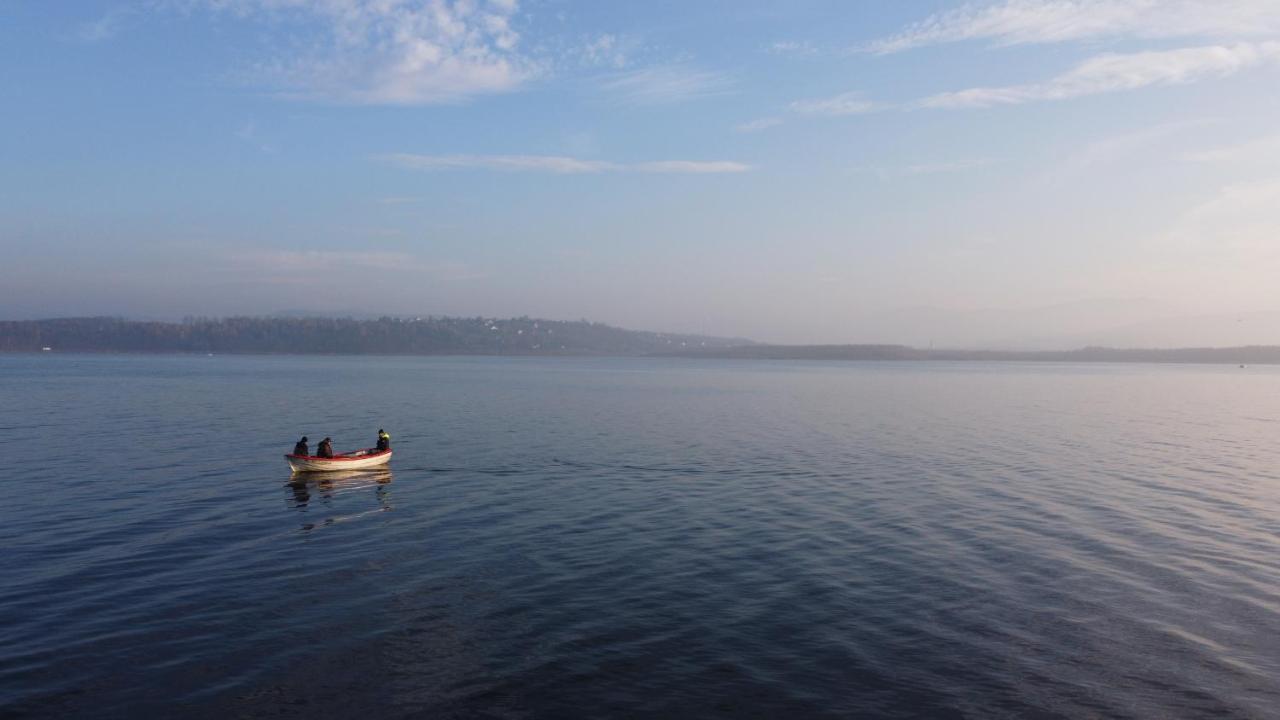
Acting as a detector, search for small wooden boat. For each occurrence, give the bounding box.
[285,448,392,473]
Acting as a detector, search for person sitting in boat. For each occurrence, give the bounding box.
[376,428,391,452]
[317,437,334,458]
[292,436,309,457]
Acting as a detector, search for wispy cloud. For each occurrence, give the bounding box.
[1052,118,1218,175]
[735,91,881,132]
[1185,178,1280,224]
[766,40,818,56]
[789,92,884,116]
[900,159,995,175]
[633,161,750,174]
[572,33,633,68]
[204,0,535,105]
[598,64,732,105]
[380,153,613,173]
[77,7,132,43]
[1185,132,1280,163]
[758,43,1271,125]
[228,249,489,284]
[735,117,783,133]
[378,153,749,174]
[866,0,1280,54]
[854,159,995,178]
[234,121,277,153]
[918,42,1280,108]
[1164,177,1280,256]
[233,250,425,273]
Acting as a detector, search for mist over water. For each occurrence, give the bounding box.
[3,355,1279,718]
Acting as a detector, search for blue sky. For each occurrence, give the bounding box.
[3,1,1280,345]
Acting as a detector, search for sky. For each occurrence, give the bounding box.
[3,0,1280,347]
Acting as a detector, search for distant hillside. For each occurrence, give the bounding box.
[6,318,1279,363]
[666,344,1280,364]
[0,317,751,355]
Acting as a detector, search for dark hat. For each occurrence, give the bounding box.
[301,436,308,442]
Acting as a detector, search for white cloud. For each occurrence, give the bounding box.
[598,64,732,105]
[918,42,1280,108]
[203,0,534,105]
[867,0,1280,54]
[789,92,883,116]
[379,153,749,174]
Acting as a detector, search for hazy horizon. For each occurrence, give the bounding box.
[5,1,1280,347]
[9,300,1280,352]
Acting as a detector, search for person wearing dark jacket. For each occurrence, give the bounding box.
[293,436,309,456]
[317,438,334,458]
[376,429,391,452]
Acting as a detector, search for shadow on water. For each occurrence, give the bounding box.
[285,468,394,531]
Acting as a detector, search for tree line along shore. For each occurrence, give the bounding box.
[3,316,1279,364]
[0,316,745,356]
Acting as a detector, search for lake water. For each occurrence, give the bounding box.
[2,355,1279,718]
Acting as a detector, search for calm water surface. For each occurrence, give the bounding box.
[2,355,1279,718]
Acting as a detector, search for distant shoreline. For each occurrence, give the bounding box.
[6,350,1276,365]
[658,344,1280,365]
[3,317,1278,364]
[660,345,1280,363]
[0,316,746,357]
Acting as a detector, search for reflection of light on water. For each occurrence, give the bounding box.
[285,469,393,531]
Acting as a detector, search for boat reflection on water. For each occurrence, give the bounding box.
[285,468,393,531]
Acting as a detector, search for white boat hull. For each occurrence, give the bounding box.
[286,449,392,472]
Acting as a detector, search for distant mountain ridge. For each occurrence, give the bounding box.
[0,316,751,355]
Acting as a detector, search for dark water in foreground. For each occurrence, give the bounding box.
[2,355,1279,719]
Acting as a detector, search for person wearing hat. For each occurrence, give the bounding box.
[376,428,391,452]
[292,436,310,457]
[317,437,334,458]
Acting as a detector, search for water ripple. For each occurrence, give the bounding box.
[2,356,1279,718]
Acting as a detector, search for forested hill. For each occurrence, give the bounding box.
[7,318,1279,362]
[0,317,751,355]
